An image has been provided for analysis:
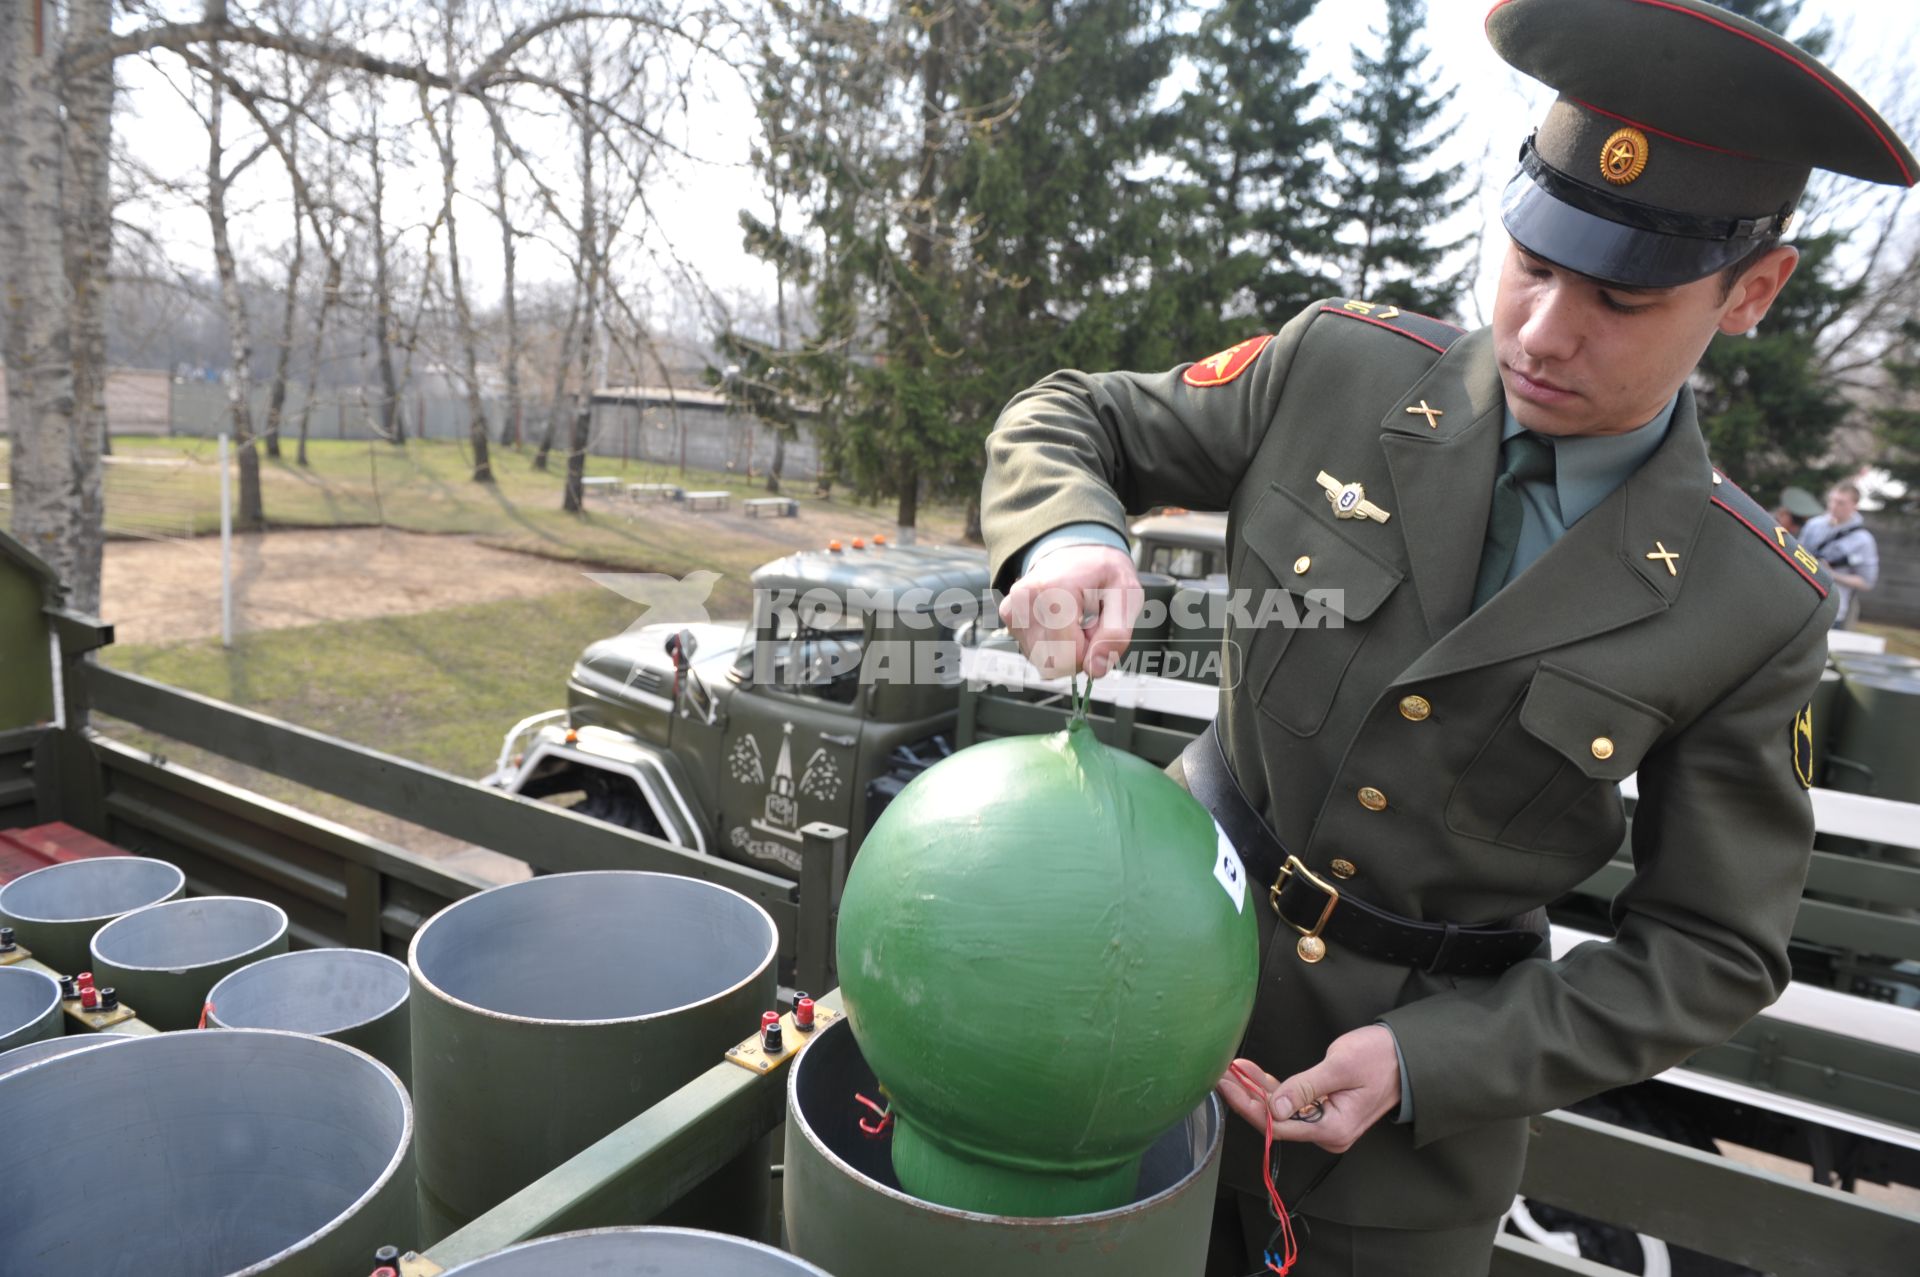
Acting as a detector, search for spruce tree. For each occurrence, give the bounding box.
[1875,318,1920,497]
[1690,0,1855,494]
[1329,0,1474,319]
[1170,0,1336,350]
[1694,230,1859,493]
[735,0,1187,529]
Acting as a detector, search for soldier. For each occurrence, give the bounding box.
[1772,485,1823,538]
[979,1,1915,1273]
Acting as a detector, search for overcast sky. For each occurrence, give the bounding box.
[114,0,1916,345]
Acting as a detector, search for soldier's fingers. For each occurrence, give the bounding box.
[1216,1059,1282,1132]
[1025,584,1089,678]
[1268,1063,1342,1123]
[1082,580,1143,678]
[1267,1094,1366,1153]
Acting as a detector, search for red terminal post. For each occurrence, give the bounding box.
[851,537,866,549]
[873,534,887,546]
[77,972,95,993]
[794,996,816,1032]
[79,986,99,1011]
[760,1009,784,1054]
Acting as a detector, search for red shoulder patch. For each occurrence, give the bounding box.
[1317,299,1466,355]
[1709,470,1829,598]
[1183,334,1272,387]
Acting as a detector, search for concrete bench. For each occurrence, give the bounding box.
[745,497,798,518]
[579,476,621,498]
[627,483,682,502]
[684,490,731,512]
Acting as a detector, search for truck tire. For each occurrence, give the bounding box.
[570,772,666,841]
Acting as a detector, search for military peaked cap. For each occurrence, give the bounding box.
[1487,0,1917,286]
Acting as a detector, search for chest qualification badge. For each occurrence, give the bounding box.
[1316,471,1391,523]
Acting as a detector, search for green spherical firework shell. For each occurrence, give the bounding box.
[837,719,1259,1217]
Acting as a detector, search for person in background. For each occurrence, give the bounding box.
[1773,486,1823,538]
[1799,480,1880,627]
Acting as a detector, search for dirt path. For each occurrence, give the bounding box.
[102,528,603,647]
[100,496,957,648]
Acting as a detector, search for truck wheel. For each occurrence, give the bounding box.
[571,772,665,840]
[1506,1198,1758,1276]
[1506,1198,1673,1275]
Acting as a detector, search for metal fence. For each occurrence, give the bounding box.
[0,367,172,434]
[167,380,510,446]
[165,380,824,481]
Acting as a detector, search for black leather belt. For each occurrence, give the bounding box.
[1179,723,1544,977]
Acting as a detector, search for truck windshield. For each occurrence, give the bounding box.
[735,610,867,706]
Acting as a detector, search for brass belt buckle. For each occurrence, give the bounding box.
[1271,855,1339,964]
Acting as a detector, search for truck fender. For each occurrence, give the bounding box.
[497,724,710,854]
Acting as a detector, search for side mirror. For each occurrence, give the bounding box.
[666,629,698,671]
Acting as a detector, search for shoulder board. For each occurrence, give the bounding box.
[1708,469,1830,599]
[1316,299,1467,356]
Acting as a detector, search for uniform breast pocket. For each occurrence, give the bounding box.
[1447,663,1670,857]
[1233,483,1404,737]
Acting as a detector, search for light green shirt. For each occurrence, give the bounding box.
[1499,395,1678,587]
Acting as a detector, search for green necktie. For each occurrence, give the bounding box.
[1471,431,1556,610]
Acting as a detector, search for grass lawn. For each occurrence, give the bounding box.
[96,587,643,855]
[2,435,969,597]
[102,587,636,777]
[1858,622,1920,659]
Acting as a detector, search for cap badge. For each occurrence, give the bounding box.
[1601,127,1650,186]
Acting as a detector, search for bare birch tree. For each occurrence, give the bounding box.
[2,2,98,608]
[534,275,581,471]
[360,94,405,445]
[419,0,494,482]
[202,47,270,528]
[490,126,524,449]
[561,47,600,514]
[66,0,114,477]
[296,133,349,466]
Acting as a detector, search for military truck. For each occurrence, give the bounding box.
[485,514,1235,873]
[1130,509,1227,581]
[486,539,993,876]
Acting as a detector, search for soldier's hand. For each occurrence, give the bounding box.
[1215,1026,1402,1155]
[998,545,1143,680]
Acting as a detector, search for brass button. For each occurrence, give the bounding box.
[1591,736,1615,761]
[1357,786,1387,812]
[1398,695,1431,722]
[1330,858,1357,879]
[1292,555,1312,575]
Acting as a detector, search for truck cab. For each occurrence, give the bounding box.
[488,540,990,877]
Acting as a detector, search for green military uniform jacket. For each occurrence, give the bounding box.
[981,299,1835,1227]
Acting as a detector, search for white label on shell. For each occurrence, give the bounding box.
[1212,820,1247,913]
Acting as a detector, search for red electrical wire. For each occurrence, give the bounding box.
[1228,1062,1299,1276]
[854,1091,893,1137]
